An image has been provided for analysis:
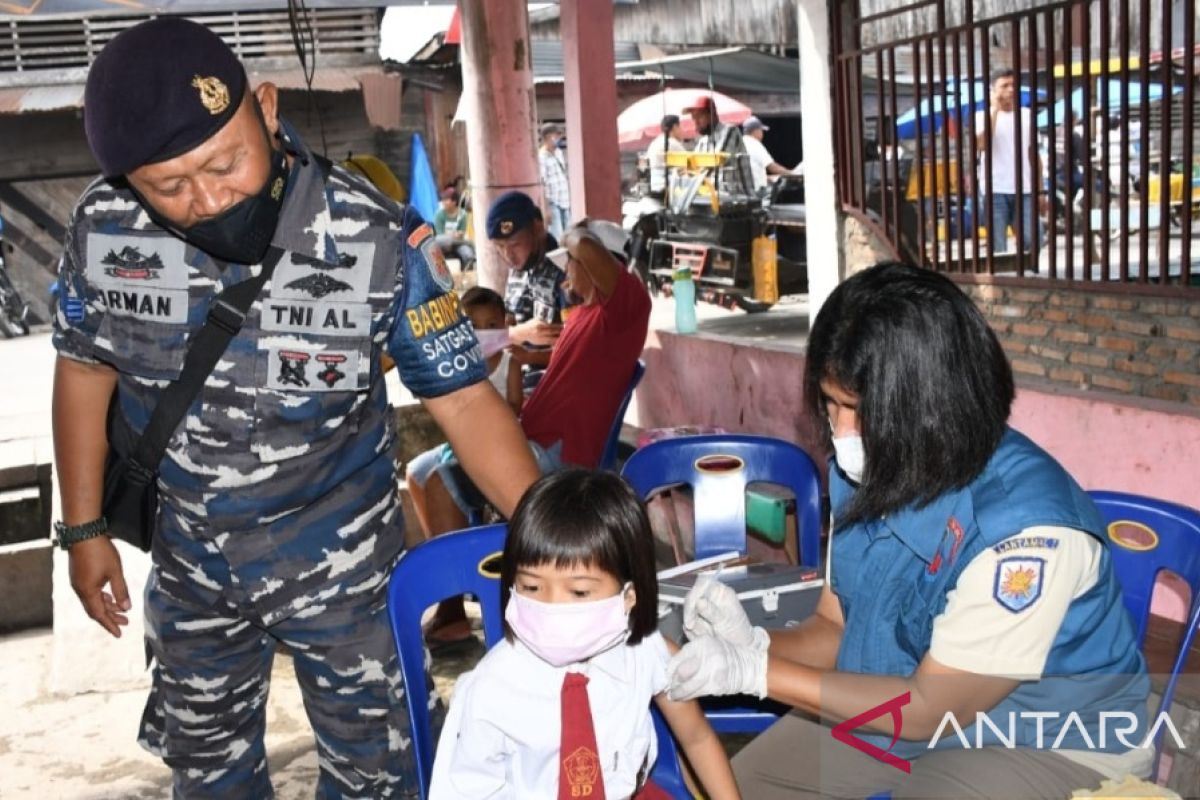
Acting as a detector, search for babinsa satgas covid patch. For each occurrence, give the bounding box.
[387,220,486,397]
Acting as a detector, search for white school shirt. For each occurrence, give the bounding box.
[486,348,512,395]
[430,632,671,800]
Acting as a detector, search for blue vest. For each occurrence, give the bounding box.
[830,428,1148,759]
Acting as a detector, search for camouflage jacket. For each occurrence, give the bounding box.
[502,237,567,325]
[53,119,485,623]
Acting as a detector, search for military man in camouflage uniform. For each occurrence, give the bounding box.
[50,17,538,798]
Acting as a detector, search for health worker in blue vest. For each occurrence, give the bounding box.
[666,263,1150,799]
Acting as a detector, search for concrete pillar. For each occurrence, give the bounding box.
[559,0,622,222]
[458,0,543,291]
[798,0,844,320]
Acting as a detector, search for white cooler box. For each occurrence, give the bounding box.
[656,553,824,644]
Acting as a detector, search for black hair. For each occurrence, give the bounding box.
[803,262,1014,525]
[660,114,680,133]
[991,68,1015,86]
[460,286,505,316]
[501,469,658,644]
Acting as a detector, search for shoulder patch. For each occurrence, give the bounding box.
[993,536,1060,555]
[993,557,1045,614]
[405,222,454,292]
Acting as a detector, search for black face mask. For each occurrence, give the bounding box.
[138,124,290,266]
[180,144,288,265]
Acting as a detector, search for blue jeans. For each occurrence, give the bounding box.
[547,203,571,241]
[990,193,1042,254]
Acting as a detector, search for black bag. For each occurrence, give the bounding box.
[102,402,158,551]
[101,247,283,550]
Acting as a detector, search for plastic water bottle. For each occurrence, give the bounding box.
[673,267,698,334]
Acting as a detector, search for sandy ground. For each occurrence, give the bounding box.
[0,292,801,798]
[0,616,490,799]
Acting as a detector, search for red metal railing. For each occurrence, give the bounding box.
[832,0,1199,294]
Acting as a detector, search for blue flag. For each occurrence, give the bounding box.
[408,132,440,223]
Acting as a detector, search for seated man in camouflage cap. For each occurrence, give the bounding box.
[51,16,539,797]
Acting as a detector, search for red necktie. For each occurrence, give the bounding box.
[558,672,607,800]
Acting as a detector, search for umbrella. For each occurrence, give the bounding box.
[895,81,1046,139]
[1036,80,1185,127]
[617,89,752,150]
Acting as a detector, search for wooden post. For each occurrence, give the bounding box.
[560,0,622,222]
[458,0,543,292]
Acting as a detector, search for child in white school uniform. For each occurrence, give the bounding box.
[430,469,741,800]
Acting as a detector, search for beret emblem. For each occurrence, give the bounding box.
[191,75,230,115]
[500,220,514,235]
[270,176,284,201]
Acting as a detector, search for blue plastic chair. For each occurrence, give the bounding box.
[622,433,822,733]
[598,359,647,471]
[621,433,822,565]
[386,524,690,799]
[1088,490,1200,782]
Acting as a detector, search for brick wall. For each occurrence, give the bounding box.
[961,283,1200,409]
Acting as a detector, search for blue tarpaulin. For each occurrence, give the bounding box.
[408,132,440,224]
[895,81,1045,139]
[1036,80,1185,127]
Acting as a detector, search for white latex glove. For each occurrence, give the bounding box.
[682,576,770,652]
[666,636,768,701]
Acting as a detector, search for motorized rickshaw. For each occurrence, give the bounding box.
[628,149,808,313]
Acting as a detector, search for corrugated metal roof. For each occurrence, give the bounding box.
[614,47,800,95]
[534,74,665,85]
[0,0,403,14]
[0,65,382,114]
[531,39,642,78]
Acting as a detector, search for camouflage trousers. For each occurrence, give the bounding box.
[138,549,423,798]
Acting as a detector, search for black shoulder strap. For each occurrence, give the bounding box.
[130,246,285,469]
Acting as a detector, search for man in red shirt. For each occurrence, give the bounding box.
[412,219,650,644]
[520,221,651,467]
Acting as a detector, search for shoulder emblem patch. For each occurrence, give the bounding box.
[405,222,454,292]
[993,556,1045,614]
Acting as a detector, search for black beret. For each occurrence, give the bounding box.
[84,17,247,177]
[486,191,542,240]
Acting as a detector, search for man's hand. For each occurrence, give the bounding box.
[667,636,768,701]
[509,319,561,347]
[1038,195,1049,216]
[683,577,769,651]
[68,536,131,637]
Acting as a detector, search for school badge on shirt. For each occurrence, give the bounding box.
[993,557,1045,613]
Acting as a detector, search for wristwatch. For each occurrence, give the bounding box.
[53,517,109,550]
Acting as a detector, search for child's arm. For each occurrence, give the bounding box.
[653,692,741,800]
[505,353,524,415]
[653,637,741,799]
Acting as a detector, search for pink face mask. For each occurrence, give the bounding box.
[473,328,510,359]
[504,583,632,667]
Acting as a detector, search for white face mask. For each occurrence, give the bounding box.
[832,434,865,484]
[504,583,632,667]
